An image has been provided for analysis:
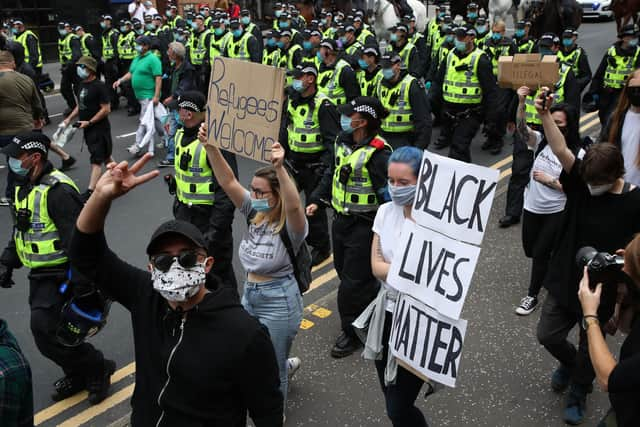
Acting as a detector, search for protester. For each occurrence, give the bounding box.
[0,318,33,427]
[534,90,640,425]
[199,132,306,409]
[62,56,113,201]
[578,235,640,427]
[604,69,640,186]
[70,155,284,426]
[128,0,145,22]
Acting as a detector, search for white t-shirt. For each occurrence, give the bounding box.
[524,131,567,214]
[143,7,159,19]
[621,109,640,187]
[372,202,407,312]
[128,2,145,22]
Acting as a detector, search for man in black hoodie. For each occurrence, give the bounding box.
[69,157,284,427]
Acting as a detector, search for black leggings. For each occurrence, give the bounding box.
[521,209,564,297]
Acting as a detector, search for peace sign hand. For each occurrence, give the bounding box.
[94,153,160,201]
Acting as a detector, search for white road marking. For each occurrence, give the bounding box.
[116,132,136,139]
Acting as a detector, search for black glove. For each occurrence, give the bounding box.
[0,264,15,289]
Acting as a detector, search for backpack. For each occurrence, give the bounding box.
[278,224,312,295]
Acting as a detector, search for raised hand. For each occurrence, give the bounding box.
[270,142,285,169]
[94,153,159,201]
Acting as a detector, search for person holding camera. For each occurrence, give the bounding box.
[534,90,640,425]
[578,235,640,427]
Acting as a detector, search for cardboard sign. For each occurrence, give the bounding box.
[387,220,481,320]
[412,151,499,246]
[389,293,467,388]
[205,56,286,163]
[498,54,559,90]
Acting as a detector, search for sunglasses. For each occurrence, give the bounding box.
[150,250,204,272]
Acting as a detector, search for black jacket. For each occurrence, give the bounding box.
[588,42,640,95]
[560,46,592,92]
[319,59,361,102]
[68,229,284,427]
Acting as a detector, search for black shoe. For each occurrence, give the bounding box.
[60,156,76,171]
[489,144,503,155]
[51,375,85,402]
[311,248,331,267]
[87,359,116,405]
[498,215,520,228]
[330,332,363,358]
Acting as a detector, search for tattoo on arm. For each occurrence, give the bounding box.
[375,237,384,261]
[516,103,529,141]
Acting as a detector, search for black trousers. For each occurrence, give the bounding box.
[29,276,104,378]
[375,313,428,427]
[101,58,120,108]
[119,59,139,111]
[504,135,534,218]
[444,111,482,163]
[60,64,79,110]
[332,214,380,338]
[537,293,600,386]
[173,200,239,297]
[292,166,330,253]
[597,89,621,127]
[521,210,564,297]
[34,67,49,120]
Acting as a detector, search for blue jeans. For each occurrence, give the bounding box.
[242,275,303,406]
[165,110,179,162]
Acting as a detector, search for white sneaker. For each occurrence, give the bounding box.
[127,144,140,155]
[515,296,539,316]
[0,197,10,207]
[287,357,301,379]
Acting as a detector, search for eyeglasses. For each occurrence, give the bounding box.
[150,250,204,272]
[250,187,272,199]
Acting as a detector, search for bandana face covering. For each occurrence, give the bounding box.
[151,259,206,302]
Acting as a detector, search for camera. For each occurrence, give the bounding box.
[338,164,352,185]
[15,208,32,232]
[576,247,625,289]
[540,90,552,110]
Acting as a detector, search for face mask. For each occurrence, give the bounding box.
[340,114,356,133]
[467,12,478,20]
[316,50,324,62]
[339,36,348,45]
[9,157,30,176]
[275,10,283,18]
[491,32,502,41]
[476,25,487,34]
[241,17,250,25]
[151,260,205,302]
[135,45,143,53]
[166,11,173,18]
[120,26,127,33]
[77,66,89,79]
[146,23,155,30]
[515,29,524,38]
[100,22,107,30]
[251,198,271,212]
[280,21,290,29]
[587,183,613,196]
[214,27,224,36]
[321,18,327,26]
[382,68,394,80]
[454,39,467,52]
[233,29,242,38]
[265,38,275,47]
[628,88,640,106]
[630,38,639,47]
[388,183,417,206]
[176,35,185,42]
[389,33,398,42]
[278,40,286,49]
[136,28,144,35]
[186,20,193,27]
[191,22,199,30]
[562,38,574,47]
[58,29,68,36]
[11,28,18,35]
[445,35,454,43]
[292,79,306,92]
[303,40,313,50]
[358,58,368,70]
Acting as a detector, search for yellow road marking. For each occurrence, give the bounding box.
[311,254,334,272]
[308,269,338,292]
[300,319,315,329]
[57,383,136,427]
[34,362,136,425]
[499,168,512,180]
[489,155,513,170]
[580,110,599,123]
[580,117,600,134]
[311,307,332,318]
[305,304,319,312]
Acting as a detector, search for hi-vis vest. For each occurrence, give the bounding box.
[80,33,93,57]
[226,32,253,61]
[262,47,281,66]
[356,28,374,45]
[398,41,416,68]
[58,33,77,64]
[425,18,439,48]
[13,170,79,269]
[443,49,484,104]
[318,59,350,105]
[485,41,511,75]
[117,31,136,60]
[15,30,43,68]
[279,44,302,70]
[378,74,415,133]
[430,32,445,60]
[287,93,329,154]
[517,39,535,54]
[557,47,583,77]
[357,68,382,97]
[410,31,424,47]
[476,32,491,51]
[169,15,183,29]
[102,29,118,60]
[604,45,640,89]
[210,32,231,64]
[345,40,363,57]
[173,129,215,206]
[331,140,390,214]
[525,63,570,125]
[189,29,210,65]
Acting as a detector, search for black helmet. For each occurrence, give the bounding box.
[56,284,111,347]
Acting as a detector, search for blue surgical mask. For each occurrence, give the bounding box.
[491,32,502,41]
[339,36,347,45]
[279,21,289,29]
[358,58,368,70]
[176,35,185,42]
[316,51,324,62]
[276,40,285,49]
[630,38,639,47]
[214,27,224,36]
[275,10,283,18]
[389,33,398,42]
[136,28,144,35]
[120,26,127,33]
[562,38,573,47]
[135,44,143,53]
[515,29,525,38]
[321,18,327,26]
[292,79,305,92]
[445,35,454,43]
[11,28,18,35]
[77,66,89,79]
[251,198,271,212]
[340,114,355,133]
[476,25,487,34]
[233,29,242,38]
[9,157,29,176]
[224,19,230,26]
[59,29,68,37]
[241,16,251,25]
[191,22,199,30]
[467,12,478,20]
[303,40,313,50]
[267,38,276,47]
[388,183,417,206]
[146,23,155,31]
[454,39,467,52]
[100,22,107,30]
[166,10,173,18]
[382,68,394,80]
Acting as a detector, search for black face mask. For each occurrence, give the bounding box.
[628,87,640,107]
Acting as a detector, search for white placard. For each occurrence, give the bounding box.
[389,293,468,388]
[412,151,499,245]
[387,220,481,320]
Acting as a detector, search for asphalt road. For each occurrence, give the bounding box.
[0,18,617,427]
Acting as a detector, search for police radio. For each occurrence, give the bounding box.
[338,164,352,185]
[16,208,32,232]
[179,151,192,171]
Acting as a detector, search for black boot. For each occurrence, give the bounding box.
[51,375,85,402]
[330,331,363,358]
[87,359,116,405]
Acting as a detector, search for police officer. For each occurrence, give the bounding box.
[317,38,360,105]
[474,17,491,50]
[356,44,382,97]
[557,28,592,93]
[188,14,212,92]
[425,25,455,87]
[320,11,337,40]
[431,27,498,162]
[170,91,239,293]
[277,13,303,46]
[354,15,375,46]
[465,2,480,26]
[425,5,446,59]
[74,26,100,61]
[262,29,282,66]
[240,9,263,50]
[425,14,451,80]
[514,20,535,53]
[377,54,432,149]
[273,2,286,29]
[209,17,231,65]
[100,15,120,110]
[199,5,213,28]
[300,29,322,66]
[279,64,340,265]
[306,97,392,358]
[117,20,139,116]
[389,23,423,78]
[57,22,82,115]
[337,23,362,68]
[587,24,640,126]
[0,133,114,404]
[405,15,428,78]
[166,5,184,29]
[223,18,261,63]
